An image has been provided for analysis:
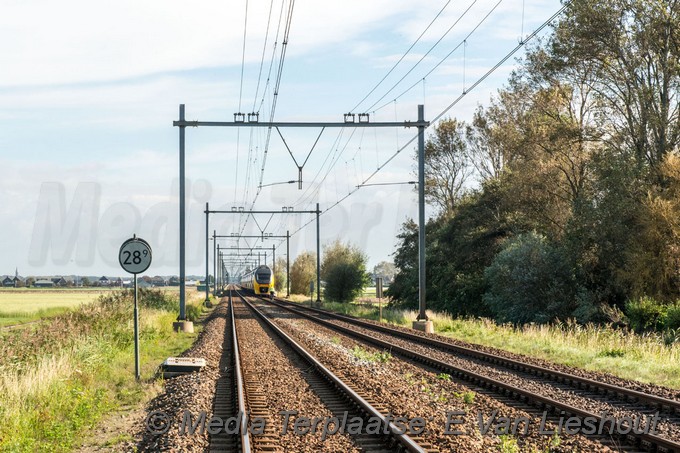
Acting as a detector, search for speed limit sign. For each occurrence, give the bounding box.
[119,236,152,274]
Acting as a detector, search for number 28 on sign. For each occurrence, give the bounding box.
[119,236,152,275]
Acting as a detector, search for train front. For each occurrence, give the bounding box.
[253,265,273,294]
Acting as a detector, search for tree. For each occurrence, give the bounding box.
[289,251,316,295]
[544,0,680,169]
[465,106,506,182]
[321,240,371,303]
[388,0,680,322]
[372,261,396,284]
[421,118,473,214]
[385,220,419,308]
[82,277,91,287]
[623,153,680,301]
[273,257,287,293]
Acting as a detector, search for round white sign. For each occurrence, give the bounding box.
[119,237,152,274]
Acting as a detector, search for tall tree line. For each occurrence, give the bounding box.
[388,0,680,324]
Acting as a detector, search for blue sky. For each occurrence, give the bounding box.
[0,0,561,278]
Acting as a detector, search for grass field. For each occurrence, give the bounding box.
[0,289,107,326]
[0,286,203,327]
[0,288,205,452]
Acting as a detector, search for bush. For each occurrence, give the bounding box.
[483,232,577,324]
[138,288,178,311]
[665,303,680,330]
[321,240,371,303]
[324,262,370,303]
[625,297,667,332]
[186,303,203,322]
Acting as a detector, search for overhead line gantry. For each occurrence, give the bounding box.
[214,233,291,296]
[204,202,318,303]
[175,104,430,332]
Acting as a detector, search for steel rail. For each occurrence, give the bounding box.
[229,291,252,453]
[263,297,680,453]
[271,297,680,415]
[234,291,428,453]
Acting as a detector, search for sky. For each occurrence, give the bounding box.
[0,0,562,278]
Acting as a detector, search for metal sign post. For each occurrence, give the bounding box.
[309,281,315,308]
[119,235,153,381]
[376,277,384,323]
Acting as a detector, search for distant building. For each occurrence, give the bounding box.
[34,279,55,288]
[99,276,110,286]
[2,269,25,287]
[51,277,67,287]
[168,276,180,286]
[151,276,166,287]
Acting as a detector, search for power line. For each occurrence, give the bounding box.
[350,0,453,112]
[373,0,503,113]
[279,1,572,244]
[239,0,293,234]
[290,2,462,212]
[233,0,250,203]
[363,0,482,112]
[251,0,276,113]
[289,0,480,212]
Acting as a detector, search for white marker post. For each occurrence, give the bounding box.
[119,235,152,381]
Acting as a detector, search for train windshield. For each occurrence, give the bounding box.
[255,270,271,284]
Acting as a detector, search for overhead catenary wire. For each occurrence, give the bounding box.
[350,0,453,113]
[362,0,482,113]
[275,1,572,246]
[233,0,251,204]
[238,0,296,236]
[288,1,464,212]
[372,0,504,113]
[228,0,570,271]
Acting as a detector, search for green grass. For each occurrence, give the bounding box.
[350,345,392,363]
[288,295,680,389]
[0,289,201,452]
[0,289,106,326]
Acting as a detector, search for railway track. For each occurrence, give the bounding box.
[208,293,250,453]
[233,290,435,452]
[258,295,680,453]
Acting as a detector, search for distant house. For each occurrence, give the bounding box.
[34,279,55,288]
[99,276,110,286]
[168,276,180,286]
[2,269,25,287]
[51,277,67,287]
[151,276,166,287]
[137,279,152,288]
[111,277,123,287]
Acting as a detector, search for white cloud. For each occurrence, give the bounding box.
[2,0,420,87]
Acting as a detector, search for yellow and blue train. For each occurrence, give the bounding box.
[239,265,275,295]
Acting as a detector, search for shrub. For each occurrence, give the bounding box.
[625,297,667,332]
[322,240,371,303]
[186,303,203,322]
[665,303,680,330]
[483,232,577,324]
